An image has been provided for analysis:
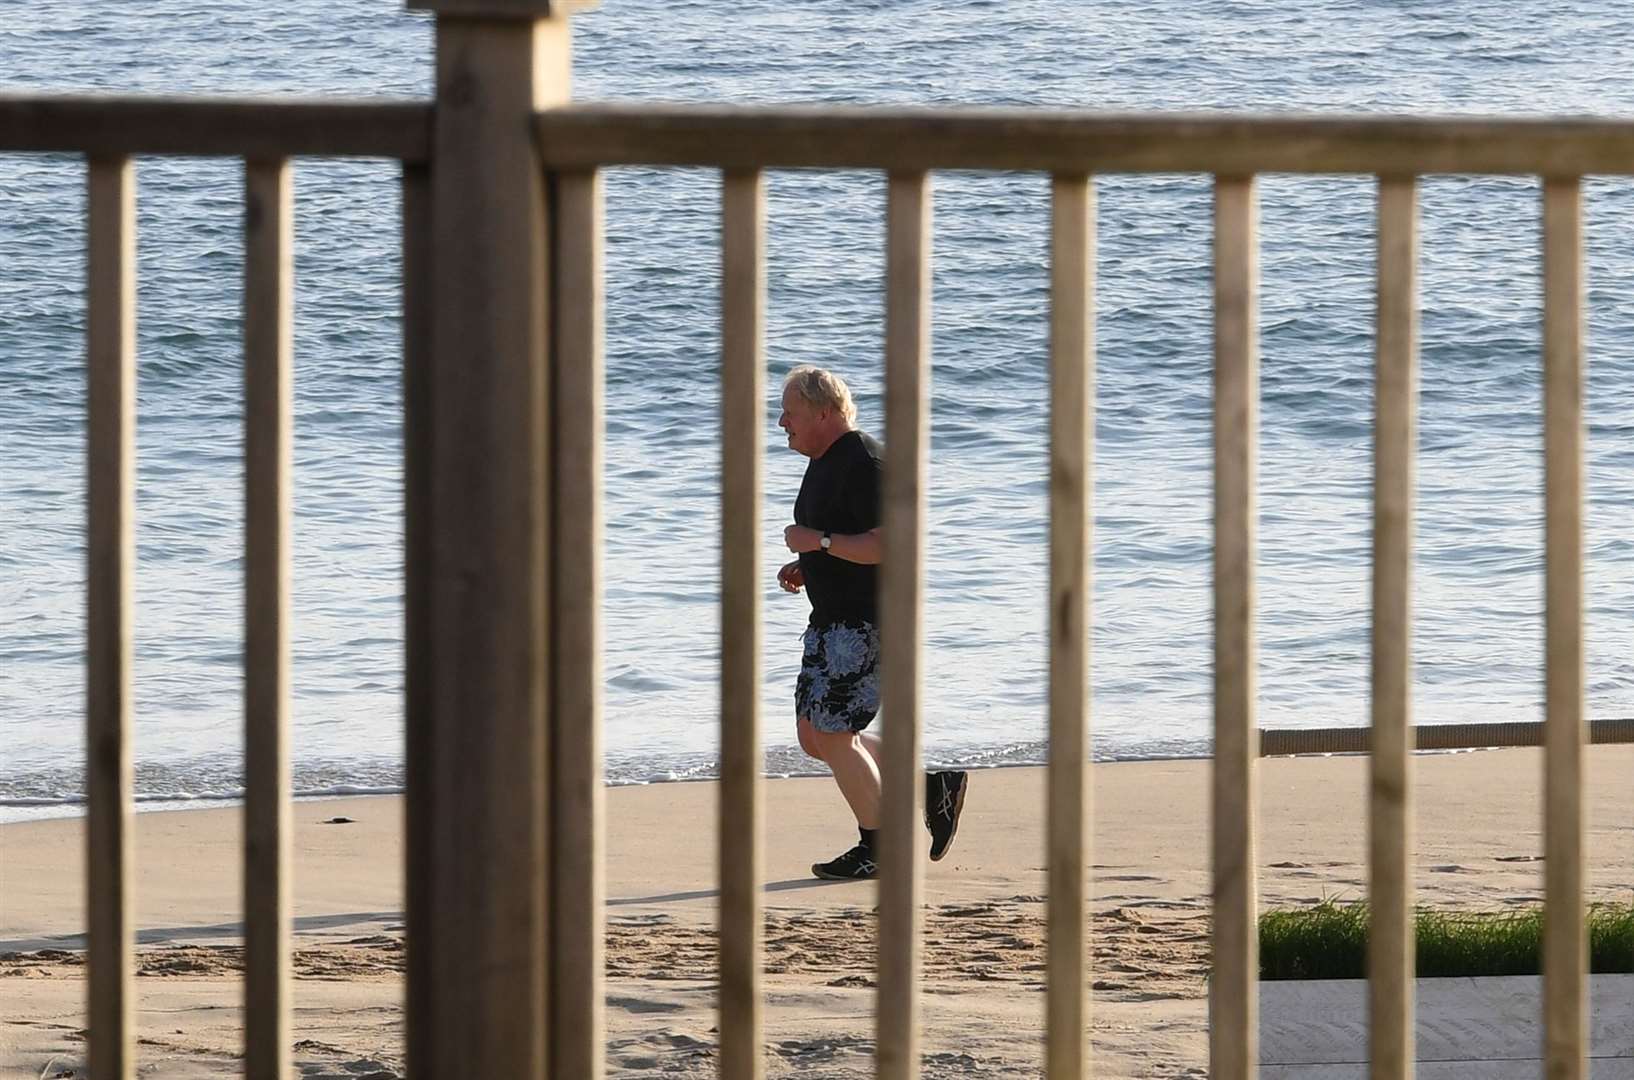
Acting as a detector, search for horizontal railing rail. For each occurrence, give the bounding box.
[0,94,431,160]
[1260,717,1634,757]
[534,103,1634,174]
[16,95,1634,174]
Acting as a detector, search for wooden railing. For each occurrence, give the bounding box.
[2,0,1626,1076]
[531,108,1606,1080]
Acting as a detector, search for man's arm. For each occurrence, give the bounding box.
[826,527,881,565]
[783,525,881,565]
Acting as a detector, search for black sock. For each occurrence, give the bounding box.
[859,827,878,854]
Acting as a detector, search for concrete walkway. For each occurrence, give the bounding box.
[1261,974,1634,1078]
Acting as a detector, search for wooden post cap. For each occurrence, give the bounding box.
[406,0,596,16]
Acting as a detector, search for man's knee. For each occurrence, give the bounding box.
[797,716,824,760]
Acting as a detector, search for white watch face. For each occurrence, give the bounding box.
[820,534,831,549]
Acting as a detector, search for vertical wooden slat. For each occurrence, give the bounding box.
[243,156,293,1080]
[1046,172,1094,1080]
[86,153,135,1080]
[550,167,606,1080]
[1542,175,1587,1080]
[1211,173,1259,1080]
[415,12,569,1075]
[400,160,433,1080]
[1369,174,1418,1080]
[718,167,766,1080]
[877,170,930,1080]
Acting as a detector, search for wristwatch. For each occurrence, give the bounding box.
[820,531,832,552]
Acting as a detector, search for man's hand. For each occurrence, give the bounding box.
[784,525,823,554]
[777,559,805,594]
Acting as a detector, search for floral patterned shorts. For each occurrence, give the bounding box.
[795,619,881,734]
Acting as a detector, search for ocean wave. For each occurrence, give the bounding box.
[0,734,1213,821]
[0,783,409,811]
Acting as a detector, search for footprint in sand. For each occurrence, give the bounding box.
[614,912,674,926]
[606,995,686,1015]
[942,904,999,918]
[827,973,873,988]
[776,1034,871,1062]
[310,1064,400,1080]
[924,1051,982,1069]
[1099,898,1205,911]
[611,1052,662,1071]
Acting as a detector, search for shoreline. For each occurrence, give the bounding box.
[0,740,1550,826]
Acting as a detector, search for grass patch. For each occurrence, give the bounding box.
[1259,900,1634,980]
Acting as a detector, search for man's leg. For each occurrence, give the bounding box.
[856,730,884,770]
[800,622,889,879]
[854,728,968,860]
[800,716,882,830]
[796,715,823,761]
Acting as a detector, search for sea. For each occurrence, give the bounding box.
[6,0,1634,822]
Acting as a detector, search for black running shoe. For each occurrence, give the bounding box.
[811,843,878,881]
[925,770,968,861]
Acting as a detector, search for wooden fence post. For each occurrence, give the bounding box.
[86,153,136,1080]
[401,1,591,1075]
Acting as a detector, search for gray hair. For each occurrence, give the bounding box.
[782,365,858,426]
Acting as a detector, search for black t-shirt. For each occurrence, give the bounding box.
[793,429,884,627]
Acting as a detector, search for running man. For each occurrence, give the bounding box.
[776,365,969,881]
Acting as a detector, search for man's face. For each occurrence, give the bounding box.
[778,387,826,458]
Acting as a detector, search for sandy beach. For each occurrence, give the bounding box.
[3,746,1631,1078]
